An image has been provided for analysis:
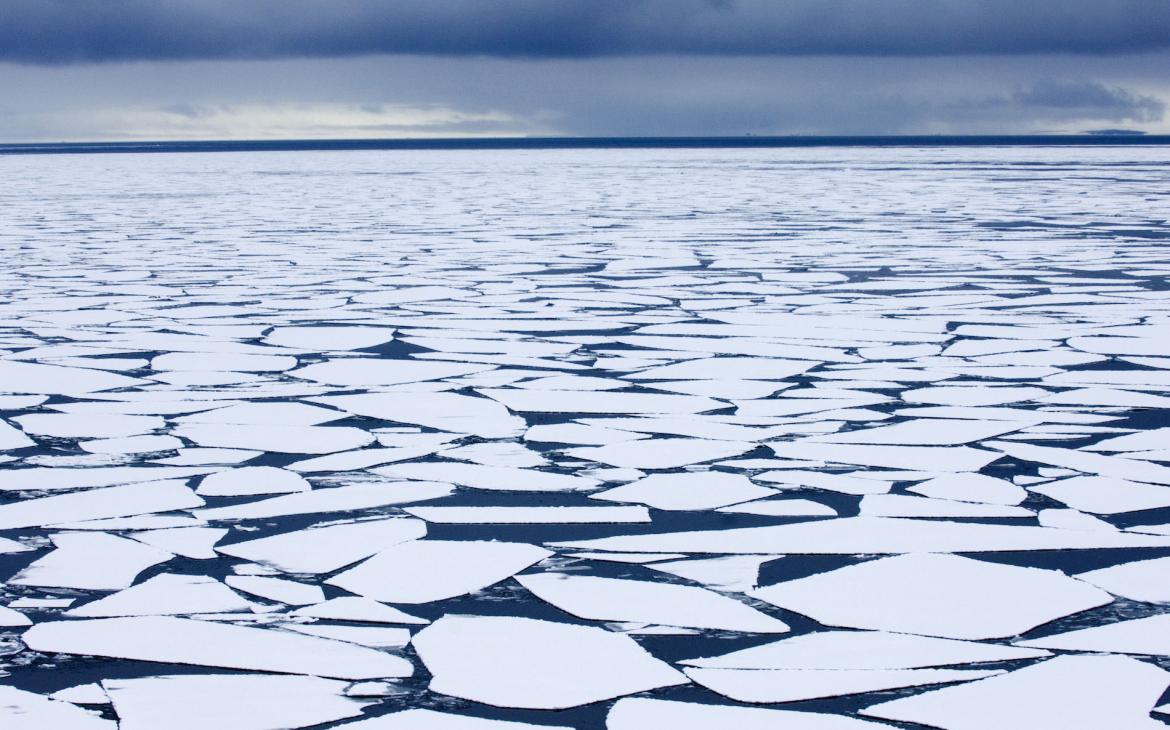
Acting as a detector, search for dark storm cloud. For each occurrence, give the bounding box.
[1011,80,1166,122]
[4,0,1170,65]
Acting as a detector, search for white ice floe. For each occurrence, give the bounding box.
[0,686,114,730]
[195,481,453,521]
[808,418,1024,446]
[566,552,688,564]
[1085,427,1170,453]
[375,462,598,492]
[478,388,724,415]
[754,469,891,496]
[13,413,163,438]
[716,498,837,517]
[151,352,298,372]
[66,574,253,617]
[901,385,1049,406]
[282,623,411,648]
[10,532,173,590]
[988,441,1170,485]
[0,419,35,450]
[1018,613,1170,656]
[591,471,775,511]
[195,467,310,496]
[0,479,203,530]
[681,629,1049,669]
[79,434,182,454]
[859,494,1033,518]
[551,516,1170,554]
[770,442,1002,471]
[751,553,1111,640]
[567,439,754,469]
[22,616,413,679]
[285,445,448,473]
[332,708,572,729]
[404,506,650,523]
[102,674,368,730]
[154,448,261,465]
[861,654,1170,729]
[225,576,325,605]
[173,424,374,454]
[329,540,551,603]
[0,604,31,626]
[175,405,345,431]
[412,615,687,709]
[312,392,525,438]
[907,472,1027,505]
[440,441,548,468]
[608,697,889,729]
[1076,556,1170,603]
[216,517,426,574]
[686,665,1001,703]
[1029,476,1170,514]
[291,359,490,386]
[517,573,788,632]
[291,596,428,625]
[263,325,395,351]
[624,357,814,381]
[1037,508,1116,530]
[49,683,109,704]
[523,423,649,446]
[0,360,146,395]
[646,555,774,592]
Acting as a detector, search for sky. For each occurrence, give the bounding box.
[1,0,1168,141]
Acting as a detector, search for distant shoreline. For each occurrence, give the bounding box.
[3,135,1170,156]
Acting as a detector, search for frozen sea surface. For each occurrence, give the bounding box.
[2,145,1170,728]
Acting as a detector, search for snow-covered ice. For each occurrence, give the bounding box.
[4,144,1170,727]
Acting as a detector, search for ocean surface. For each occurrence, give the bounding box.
[2,143,1170,728]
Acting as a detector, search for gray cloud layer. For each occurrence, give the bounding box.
[5,1,1170,64]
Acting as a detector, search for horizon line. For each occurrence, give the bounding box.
[3,133,1170,155]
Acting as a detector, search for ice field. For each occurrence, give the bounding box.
[2,144,1170,728]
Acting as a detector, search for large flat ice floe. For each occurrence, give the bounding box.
[22,616,414,679]
[750,553,1112,640]
[412,615,687,708]
[5,144,1170,728]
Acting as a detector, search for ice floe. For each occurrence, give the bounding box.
[216,518,426,574]
[329,540,551,603]
[412,615,686,708]
[518,572,789,632]
[861,654,1170,729]
[751,553,1111,639]
[102,674,368,730]
[22,616,413,679]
